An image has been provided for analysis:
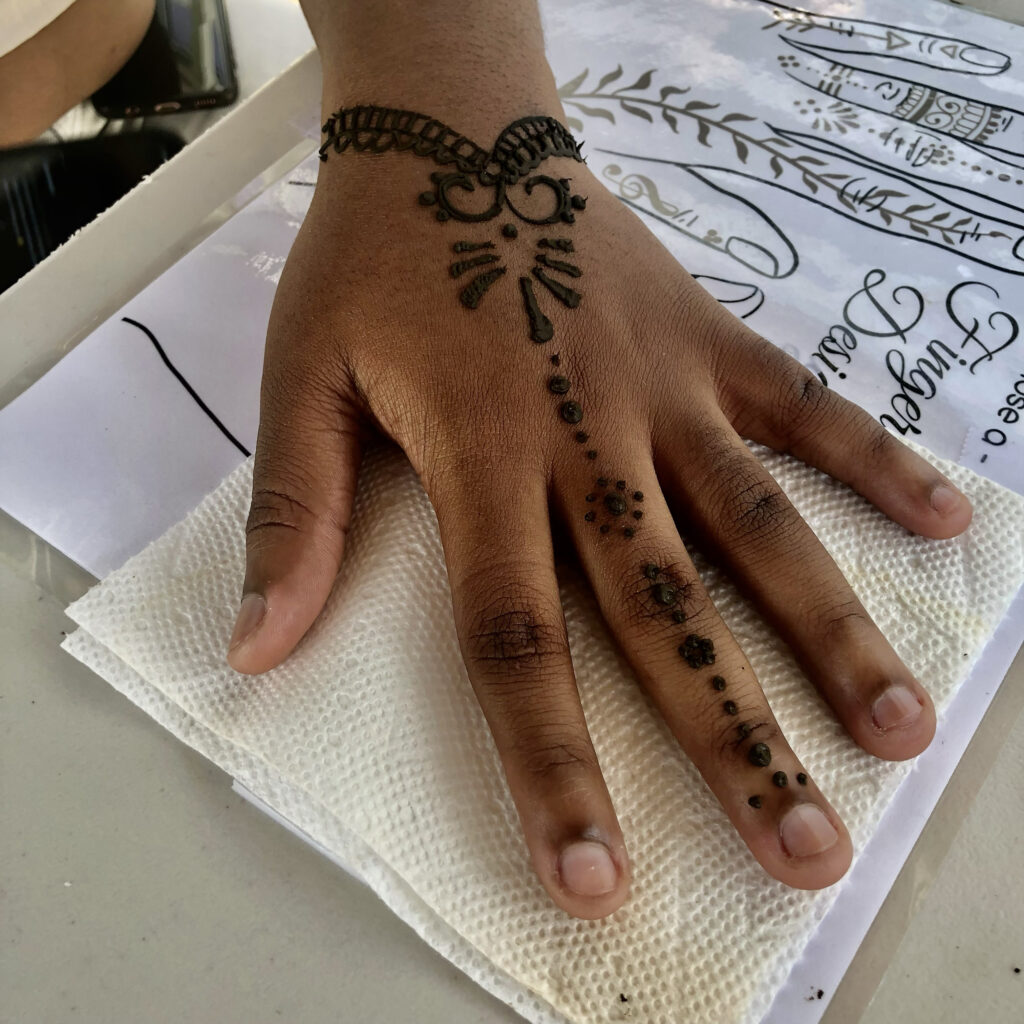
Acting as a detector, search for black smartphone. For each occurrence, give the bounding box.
[91,0,237,118]
[0,129,185,294]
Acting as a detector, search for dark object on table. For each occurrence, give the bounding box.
[92,0,237,118]
[0,130,184,294]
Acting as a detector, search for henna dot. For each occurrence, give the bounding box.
[600,524,610,534]
[633,491,644,501]
[680,634,715,668]
[436,210,450,222]
[643,563,659,580]
[550,353,560,366]
[586,450,598,459]
[596,477,608,487]
[548,375,571,395]
[430,171,446,184]
[651,583,677,605]
[585,493,597,502]
[560,401,583,424]
[737,722,752,740]
[748,795,763,809]
[575,431,589,443]
[773,771,788,788]
[571,195,587,210]
[623,527,635,538]
[712,675,726,691]
[633,510,643,520]
[748,742,772,768]
[723,700,739,715]
[796,772,808,786]
[502,223,518,238]
[616,480,626,490]
[670,608,686,624]
[418,192,437,205]
[584,511,596,522]
[604,494,627,516]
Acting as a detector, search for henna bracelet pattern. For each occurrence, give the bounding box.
[319,104,588,341]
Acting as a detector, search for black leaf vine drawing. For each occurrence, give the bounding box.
[559,66,1024,276]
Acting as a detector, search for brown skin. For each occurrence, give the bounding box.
[227,0,973,919]
[0,0,155,147]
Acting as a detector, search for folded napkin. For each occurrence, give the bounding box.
[63,440,1024,1024]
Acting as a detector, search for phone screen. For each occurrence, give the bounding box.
[92,0,236,117]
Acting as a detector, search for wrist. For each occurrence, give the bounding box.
[306,0,564,140]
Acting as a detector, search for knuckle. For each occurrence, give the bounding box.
[699,430,800,547]
[714,716,781,763]
[517,736,599,782]
[730,478,796,541]
[813,598,873,652]
[246,486,317,537]
[868,425,895,460]
[773,365,835,443]
[463,582,568,682]
[619,554,707,635]
[246,482,350,545]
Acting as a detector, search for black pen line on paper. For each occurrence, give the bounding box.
[121,316,251,458]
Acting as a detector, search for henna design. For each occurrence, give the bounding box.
[680,634,716,668]
[535,253,583,277]
[560,401,584,424]
[532,266,582,307]
[450,254,499,277]
[320,108,646,542]
[320,105,588,339]
[539,237,575,251]
[748,742,772,767]
[460,267,507,309]
[519,277,554,342]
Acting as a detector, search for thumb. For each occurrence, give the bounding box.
[227,372,363,675]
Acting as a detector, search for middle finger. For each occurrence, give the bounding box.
[553,442,853,889]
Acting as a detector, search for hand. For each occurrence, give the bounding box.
[224,129,972,919]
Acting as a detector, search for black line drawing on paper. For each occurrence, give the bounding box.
[690,275,765,318]
[775,38,1024,170]
[600,159,799,279]
[756,1,1012,76]
[121,317,251,457]
[559,63,1024,276]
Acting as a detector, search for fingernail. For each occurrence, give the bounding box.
[872,684,922,731]
[929,482,963,516]
[558,840,618,897]
[780,804,838,858]
[960,46,1008,70]
[229,593,266,652]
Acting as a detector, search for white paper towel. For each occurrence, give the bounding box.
[62,440,1024,1024]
